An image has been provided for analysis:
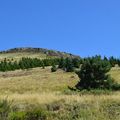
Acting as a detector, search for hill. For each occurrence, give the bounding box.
[0,50,119,120]
[0,47,80,60]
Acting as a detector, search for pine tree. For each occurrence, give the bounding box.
[72,58,80,68]
[76,56,114,89]
[65,58,74,72]
[51,64,57,72]
[58,58,65,69]
[109,56,117,67]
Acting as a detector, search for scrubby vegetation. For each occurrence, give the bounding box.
[75,56,120,90]
[0,48,120,120]
[0,57,81,72]
[0,66,119,120]
[51,64,57,72]
[0,57,59,72]
[0,98,120,120]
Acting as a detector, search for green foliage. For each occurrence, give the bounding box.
[41,61,45,69]
[72,58,80,68]
[25,109,47,120]
[0,98,120,120]
[0,55,82,73]
[58,57,82,72]
[0,98,12,120]
[51,64,57,72]
[109,56,116,67]
[46,100,110,120]
[76,56,119,90]
[0,58,60,72]
[9,112,26,120]
[8,109,48,120]
[58,57,65,69]
[65,58,74,72]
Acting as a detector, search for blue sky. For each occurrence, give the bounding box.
[0,0,120,57]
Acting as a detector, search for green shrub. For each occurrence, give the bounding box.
[58,57,65,69]
[25,109,47,120]
[51,64,57,72]
[9,112,26,120]
[111,83,120,90]
[72,58,80,68]
[75,56,120,90]
[0,98,12,120]
[65,58,74,72]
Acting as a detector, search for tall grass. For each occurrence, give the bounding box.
[0,67,119,119]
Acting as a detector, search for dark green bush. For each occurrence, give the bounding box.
[58,57,65,69]
[65,58,74,72]
[72,58,80,68]
[76,56,120,90]
[51,64,57,72]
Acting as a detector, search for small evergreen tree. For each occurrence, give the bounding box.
[65,58,74,72]
[109,56,117,67]
[72,58,80,68]
[51,64,57,72]
[58,57,65,69]
[76,56,116,90]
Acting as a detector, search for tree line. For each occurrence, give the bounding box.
[0,55,120,90]
[0,56,120,72]
[0,58,58,72]
[0,57,82,72]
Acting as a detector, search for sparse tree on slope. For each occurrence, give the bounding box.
[76,56,115,89]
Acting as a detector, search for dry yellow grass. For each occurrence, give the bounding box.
[0,66,119,106]
[0,92,120,105]
[0,66,119,120]
[0,52,49,61]
[0,67,78,102]
[109,68,120,83]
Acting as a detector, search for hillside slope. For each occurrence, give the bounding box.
[0,47,80,60]
[0,67,120,120]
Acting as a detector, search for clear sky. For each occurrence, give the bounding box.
[0,0,120,57]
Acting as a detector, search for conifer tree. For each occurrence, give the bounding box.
[72,58,80,68]
[51,64,57,72]
[58,57,65,69]
[65,58,74,72]
[76,56,114,89]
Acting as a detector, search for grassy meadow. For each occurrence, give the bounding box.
[0,53,120,120]
[0,67,120,119]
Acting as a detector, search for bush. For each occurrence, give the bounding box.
[51,64,57,72]
[9,112,26,120]
[109,56,117,67]
[76,56,120,90]
[0,98,12,119]
[65,58,74,72]
[72,58,80,68]
[58,57,65,69]
[25,109,47,120]
[9,109,48,120]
